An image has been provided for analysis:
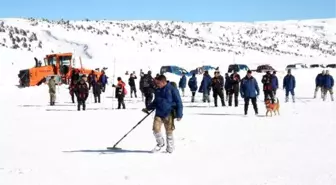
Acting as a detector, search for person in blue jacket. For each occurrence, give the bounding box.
[98,70,108,92]
[178,73,187,97]
[283,69,296,102]
[224,73,231,101]
[143,75,183,153]
[188,73,198,102]
[322,70,334,101]
[240,70,260,115]
[198,70,212,103]
[314,70,325,99]
[271,71,279,96]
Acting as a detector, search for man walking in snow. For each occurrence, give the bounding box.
[240,70,260,115]
[271,71,279,96]
[283,69,296,102]
[228,70,241,107]
[314,70,325,99]
[198,71,212,103]
[188,73,198,102]
[178,73,187,97]
[140,71,156,107]
[142,75,183,153]
[322,70,334,101]
[211,71,226,107]
[75,75,89,111]
[48,76,57,106]
[224,73,231,101]
[128,73,137,98]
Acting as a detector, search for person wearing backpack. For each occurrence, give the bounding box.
[139,71,156,107]
[142,75,183,153]
[113,77,127,109]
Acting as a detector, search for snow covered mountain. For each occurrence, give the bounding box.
[1,17,336,59]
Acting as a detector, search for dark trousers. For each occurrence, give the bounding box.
[244,97,258,114]
[118,97,125,109]
[273,89,277,95]
[130,86,137,98]
[77,100,86,111]
[144,92,153,107]
[191,91,196,102]
[264,90,275,103]
[228,90,239,107]
[94,94,101,103]
[70,92,75,103]
[213,90,225,106]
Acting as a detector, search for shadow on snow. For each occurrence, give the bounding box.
[63,148,152,154]
[192,112,266,117]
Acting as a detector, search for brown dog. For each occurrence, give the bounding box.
[265,98,280,117]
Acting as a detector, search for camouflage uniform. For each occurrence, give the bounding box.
[48,77,56,106]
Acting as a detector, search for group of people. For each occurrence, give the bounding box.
[178,68,298,115]
[48,69,111,111]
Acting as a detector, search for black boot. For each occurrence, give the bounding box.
[83,102,86,111]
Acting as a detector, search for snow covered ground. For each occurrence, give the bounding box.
[0,17,336,185]
[1,54,336,185]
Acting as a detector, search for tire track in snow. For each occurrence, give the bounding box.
[43,30,92,59]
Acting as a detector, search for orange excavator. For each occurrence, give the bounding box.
[18,52,104,87]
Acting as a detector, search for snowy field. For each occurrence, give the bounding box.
[0,17,336,185]
[1,55,336,185]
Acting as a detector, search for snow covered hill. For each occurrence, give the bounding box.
[1,18,336,59]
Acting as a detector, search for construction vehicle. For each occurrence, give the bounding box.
[18,52,104,87]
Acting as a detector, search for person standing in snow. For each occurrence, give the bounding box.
[178,73,187,97]
[224,73,231,101]
[115,82,126,109]
[283,69,296,103]
[139,71,156,107]
[261,71,275,103]
[211,71,225,107]
[240,70,260,115]
[228,70,241,107]
[142,75,183,153]
[87,70,97,90]
[98,70,108,93]
[188,73,198,102]
[198,71,212,103]
[69,80,77,103]
[322,70,334,101]
[271,71,279,96]
[93,82,102,103]
[314,70,325,99]
[48,76,57,106]
[128,73,137,98]
[74,75,89,111]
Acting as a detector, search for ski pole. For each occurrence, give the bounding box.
[107,110,154,149]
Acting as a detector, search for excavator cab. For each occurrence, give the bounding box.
[44,53,73,83]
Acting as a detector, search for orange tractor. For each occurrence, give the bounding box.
[18,52,105,87]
